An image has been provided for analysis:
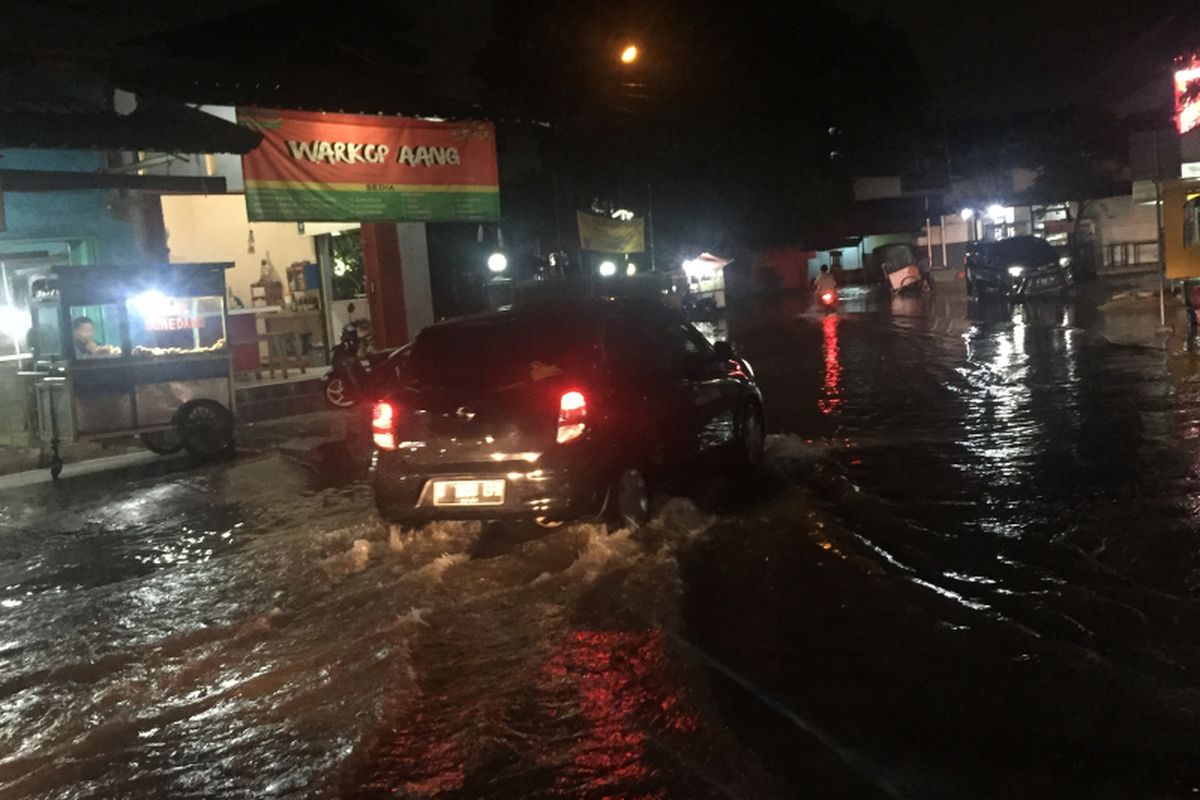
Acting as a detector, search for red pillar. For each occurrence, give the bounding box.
[360,223,409,349]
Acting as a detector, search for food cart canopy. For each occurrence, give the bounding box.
[50,262,234,306]
[694,253,731,268]
[682,253,731,280]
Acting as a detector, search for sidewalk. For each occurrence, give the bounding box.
[0,406,370,486]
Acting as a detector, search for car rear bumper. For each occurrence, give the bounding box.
[372,455,604,525]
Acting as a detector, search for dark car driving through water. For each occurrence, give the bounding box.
[370,299,765,529]
[965,235,1073,299]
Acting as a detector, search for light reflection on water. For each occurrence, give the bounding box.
[818,313,842,415]
[952,300,1089,539]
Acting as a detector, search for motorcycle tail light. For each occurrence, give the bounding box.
[372,401,397,450]
[557,390,587,444]
[821,291,834,304]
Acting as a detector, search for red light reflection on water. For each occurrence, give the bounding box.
[352,705,467,797]
[538,628,698,798]
[818,312,842,414]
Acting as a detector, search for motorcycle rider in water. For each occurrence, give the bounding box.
[813,264,838,296]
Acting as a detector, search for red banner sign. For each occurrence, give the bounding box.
[237,108,500,222]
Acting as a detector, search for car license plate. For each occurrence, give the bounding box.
[432,479,506,506]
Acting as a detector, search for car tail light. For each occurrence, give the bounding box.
[557,390,587,444]
[372,401,397,450]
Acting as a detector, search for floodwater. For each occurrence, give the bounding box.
[3,282,1200,799]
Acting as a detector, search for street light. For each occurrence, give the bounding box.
[620,44,639,64]
[487,252,508,273]
[0,305,27,341]
[959,208,975,221]
[599,260,618,277]
[626,262,637,276]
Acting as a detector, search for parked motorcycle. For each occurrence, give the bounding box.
[323,319,408,408]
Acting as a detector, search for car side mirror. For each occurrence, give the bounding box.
[713,340,735,361]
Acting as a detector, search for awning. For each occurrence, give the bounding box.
[0,99,261,154]
[0,68,261,154]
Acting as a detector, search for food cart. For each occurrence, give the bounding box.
[19,262,236,477]
[680,253,730,318]
[871,243,925,295]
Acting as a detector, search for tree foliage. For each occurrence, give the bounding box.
[1021,106,1129,210]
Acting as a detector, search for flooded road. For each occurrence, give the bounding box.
[4,283,1200,798]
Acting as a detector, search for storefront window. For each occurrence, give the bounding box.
[126,292,226,358]
[68,304,123,359]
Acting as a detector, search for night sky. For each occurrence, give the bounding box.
[1,0,1195,120]
[829,0,1195,118]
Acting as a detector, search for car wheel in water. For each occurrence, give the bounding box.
[323,376,357,408]
[141,429,183,455]
[739,406,766,468]
[176,400,236,459]
[608,468,650,532]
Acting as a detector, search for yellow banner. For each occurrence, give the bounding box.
[577,211,646,253]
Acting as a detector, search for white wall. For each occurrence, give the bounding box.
[1088,195,1159,245]
[396,223,434,339]
[924,216,973,246]
[806,247,862,277]
[161,194,317,305]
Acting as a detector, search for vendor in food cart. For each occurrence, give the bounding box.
[71,316,120,358]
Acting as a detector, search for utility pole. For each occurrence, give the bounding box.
[1154,128,1167,328]
[646,182,657,271]
[924,195,934,267]
[551,172,563,256]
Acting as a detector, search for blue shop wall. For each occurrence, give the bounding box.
[0,148,146,265]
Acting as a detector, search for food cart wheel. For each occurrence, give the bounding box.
[176,400,236,459]
[141,430,184,455]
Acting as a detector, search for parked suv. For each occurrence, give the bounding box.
[965,235,1072,299]
[371,300,765,528]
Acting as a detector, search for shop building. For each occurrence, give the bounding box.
[0,71,259,454]
[854,170,1159,274]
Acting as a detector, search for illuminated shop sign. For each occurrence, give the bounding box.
[1175,55,1200,135]
[144,316,205,332]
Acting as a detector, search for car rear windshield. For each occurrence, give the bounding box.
[405,314,600,393]
[991,237,1057,267]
